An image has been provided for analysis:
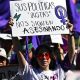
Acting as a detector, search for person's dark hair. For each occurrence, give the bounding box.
[0,56,9,66]
[31,44,57,70]
[35,44,52,55]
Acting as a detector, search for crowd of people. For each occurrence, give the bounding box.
[0,0,80,80]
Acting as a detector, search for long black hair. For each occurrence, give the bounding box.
[31,44,57,70]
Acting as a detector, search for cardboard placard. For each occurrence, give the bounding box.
[10,0,69,36]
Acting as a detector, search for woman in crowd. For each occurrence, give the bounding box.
[10,22,75,80]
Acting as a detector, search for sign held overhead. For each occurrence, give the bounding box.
[10,0,69,36]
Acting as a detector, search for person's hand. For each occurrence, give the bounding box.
[66,21,74,36]
[8,17,14,27]
[67,22,73,32]
[2,17,14,33]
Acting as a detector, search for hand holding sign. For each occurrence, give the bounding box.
[8,17,14,28]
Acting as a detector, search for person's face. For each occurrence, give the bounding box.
[37,52,51,70]
[0,57,7,67]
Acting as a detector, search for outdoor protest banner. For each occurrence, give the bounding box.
[10,0,69,36]
[0,65,18,79]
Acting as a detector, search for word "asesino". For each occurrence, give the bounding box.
[23,25,65,34]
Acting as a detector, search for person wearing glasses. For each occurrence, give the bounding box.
[10,22,75,80]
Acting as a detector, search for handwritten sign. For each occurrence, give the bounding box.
[10,0,69,36]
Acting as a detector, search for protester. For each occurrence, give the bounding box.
[0,0,78,80]
[48,43,64,68]
[10,22,76,80]
[0,48,9,67]
[65,47,80,80]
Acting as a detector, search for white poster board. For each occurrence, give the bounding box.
[50,35,63,44]
[10,0,69,36]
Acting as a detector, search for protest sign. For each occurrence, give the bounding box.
[10,0,69,36]
[50,34,63,44]
[0,65,18,79]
